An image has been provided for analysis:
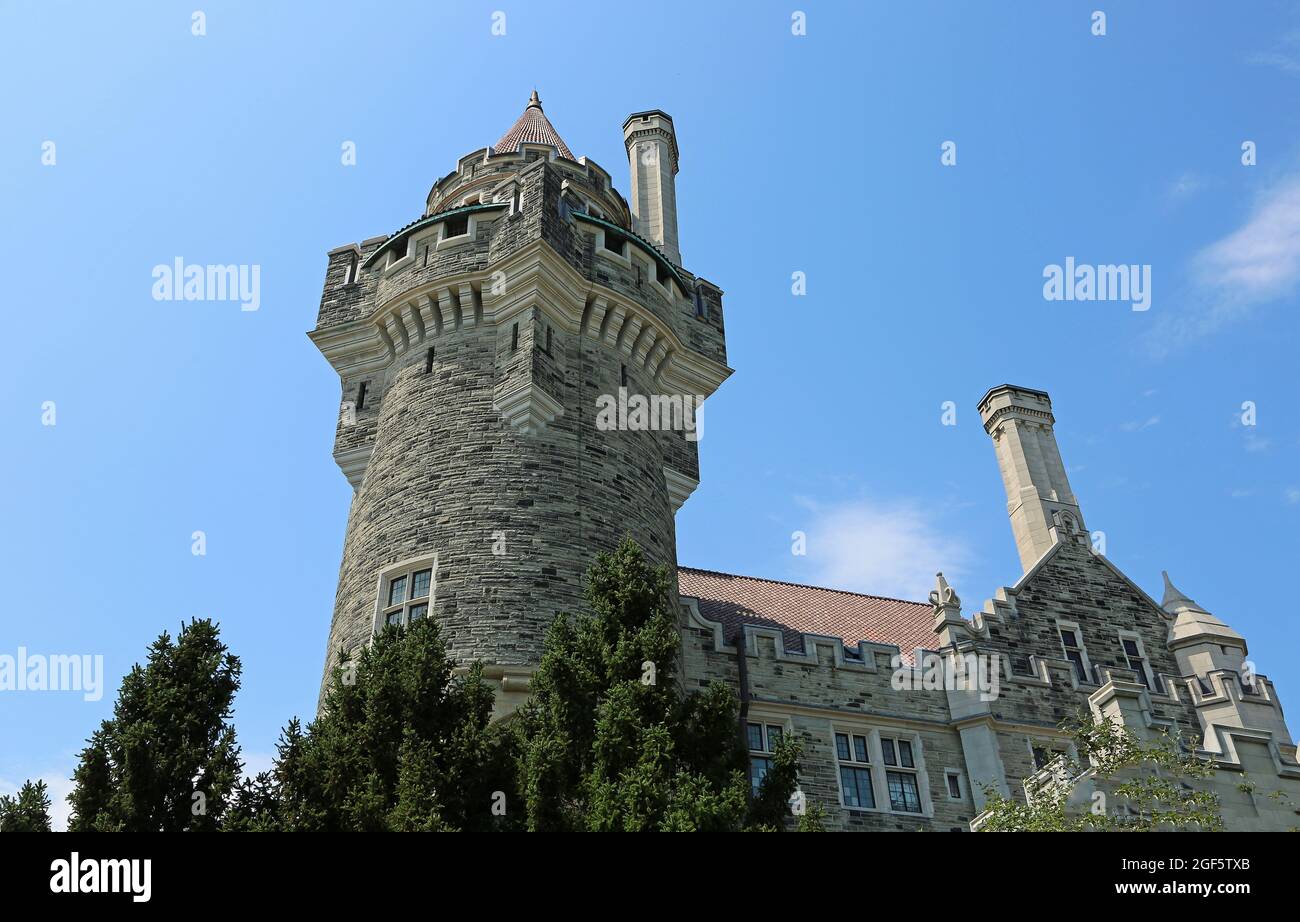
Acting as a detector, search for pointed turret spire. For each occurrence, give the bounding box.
[1161,570,1245,650]
[493,90,575,160]
[1160,570,1202,613]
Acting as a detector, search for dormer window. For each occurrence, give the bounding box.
[600,229,627,258]
[443,213,469,238]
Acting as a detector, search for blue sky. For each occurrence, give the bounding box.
[3,1,1299,827]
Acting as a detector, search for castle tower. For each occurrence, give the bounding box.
[622,111,681,266]
[977,384,1085,572]
[310,93,731,712]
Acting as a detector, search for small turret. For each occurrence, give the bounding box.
[978,385,1087,573]
[1162,571,1246,676]
[622,110,681,265]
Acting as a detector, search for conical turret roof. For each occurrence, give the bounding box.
[492,90,575,160]
[1161,571,1245,650]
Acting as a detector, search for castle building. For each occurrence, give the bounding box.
[313,95,1300,830]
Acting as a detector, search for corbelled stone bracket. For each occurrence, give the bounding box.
[494,381,564,434]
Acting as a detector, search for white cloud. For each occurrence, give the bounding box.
[1244,433,1272,453]
[1,772,75,832]
[1196,175,1300,299]
[1247,50,1300,74]
[1120,416,1160,432]
[1286,487,1300,505]
[1168,171,1203,200]
[1147,173,1300,355]
[795,498,973,602]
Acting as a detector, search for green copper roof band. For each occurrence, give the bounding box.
[362,203,507,270]
[572,211,690,292]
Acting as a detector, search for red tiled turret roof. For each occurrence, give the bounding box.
[492,90,575,161]
[677,566,936,661]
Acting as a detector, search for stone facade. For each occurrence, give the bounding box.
[312,96,1300,829]
[312,95,729,710]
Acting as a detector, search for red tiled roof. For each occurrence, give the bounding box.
[492,91,575,161]
[677,567,936,661]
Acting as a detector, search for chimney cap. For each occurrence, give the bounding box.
[622,109,675,129]
[977,383,1051,411]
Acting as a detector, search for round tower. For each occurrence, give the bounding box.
[310,93,731,711]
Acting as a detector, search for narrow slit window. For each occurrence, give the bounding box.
[511,323,519,352]
[425,347,435,374]
[356,382,368,410]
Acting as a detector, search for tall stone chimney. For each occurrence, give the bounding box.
[978,385,1085,572]
[622,110,681,265]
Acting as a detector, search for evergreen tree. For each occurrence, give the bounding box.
[0,780,53,832]
[224,618,516,831]
[514,536,809,831]
[68,619,242,831]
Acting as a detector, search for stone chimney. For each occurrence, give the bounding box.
[622,110,681,265]
[978,385,1085,572]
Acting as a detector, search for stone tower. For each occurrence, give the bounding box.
[977,384,1086,572]
[310,93,731,710]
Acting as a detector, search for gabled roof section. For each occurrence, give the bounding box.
[493,90,575,161]
[677,567,934,658]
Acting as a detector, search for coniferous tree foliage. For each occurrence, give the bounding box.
[976,712,1223,831]
[513,536,811,831]
[68,619,242,832]
[224,618,517,831]
[0,780,53,832]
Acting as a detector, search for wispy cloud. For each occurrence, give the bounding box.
[1168,171,1203,200]
[1147,173,1300,354]
[1247,50,1300,74]
[793,497,973,602]
[1120,416,1160,432]
[1196,175,1300,299]
[1247,31,1300,75]
[1244,432,1272,453]
[1286,487,1300,505]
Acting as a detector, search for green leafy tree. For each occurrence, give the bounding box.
[0,780,53,832]
[976,712,1222,831]
[68,619,242,831]
[224,617,516,831]
[514,536,812,831]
